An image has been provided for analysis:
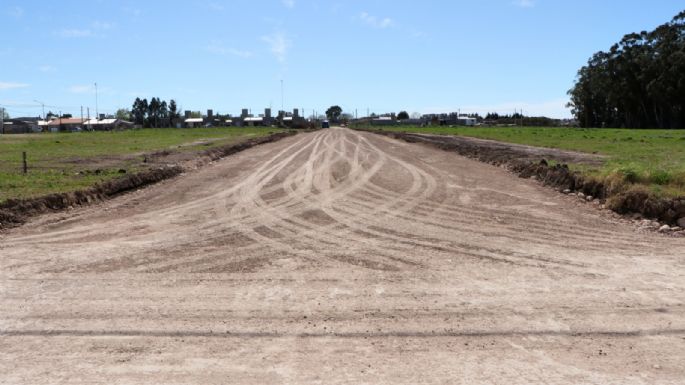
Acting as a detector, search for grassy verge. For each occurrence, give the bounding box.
[357,125,685,197]
[0,127,285,202]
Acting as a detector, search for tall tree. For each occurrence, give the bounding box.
[325,105,343,121]
[169,99,180,121]
[132,98,148,126]
[115,108,131,121]
[568,10,685,128]
[148,97,161,127]
[397,111,409,120]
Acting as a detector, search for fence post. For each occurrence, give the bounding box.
[22,151,27,174]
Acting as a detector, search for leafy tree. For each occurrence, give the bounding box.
[326,105,343,121]
[169,99,180,121]
[568,10,685,128]
[115,108,131,121]
[132,98,148,126]
[46,111,56,120]
[397,111,409,120]
[61,113,73,118]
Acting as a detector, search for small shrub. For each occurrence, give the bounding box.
[618,167,639,183]
[650,170,672,186]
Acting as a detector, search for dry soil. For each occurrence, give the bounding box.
[1,128,684,384]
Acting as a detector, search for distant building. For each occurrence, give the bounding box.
[83,118,134,131]
[47,118,87,132]
[184,118,204,128]
[458,116,477,126]
[371,116,397,126]
[1,119,31,134]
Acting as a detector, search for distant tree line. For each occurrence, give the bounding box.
[484,112,558,126]
[568,10,685,128]
[130,97,181,127]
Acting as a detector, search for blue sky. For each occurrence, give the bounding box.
[1,1,683,119]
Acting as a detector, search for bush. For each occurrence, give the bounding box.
[617,167,639,183]
[650,170,672,185]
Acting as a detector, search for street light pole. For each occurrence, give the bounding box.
[280,79,284,113]
[33,100,46,119]
[95,82,99,120]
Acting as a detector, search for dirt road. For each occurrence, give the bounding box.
[1,128,684,384]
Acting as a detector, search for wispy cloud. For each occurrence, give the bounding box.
[54,21,112,39]
[122,7,141,17]
[0,82,29,90]
[282,0,295,9]
[91,21,114,30]
[206,41,253,58]
[68,85,95,94]
[208,2,224,11]
[513,0,535,8]
[38,65,56,73]
[359,12,393,29]
[262,32,292,63]
[7,6,23,18]
[56,28,93,38]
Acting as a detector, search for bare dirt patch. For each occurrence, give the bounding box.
[1,128,684,384]
[0,131,297,230]
[362,129,685,226]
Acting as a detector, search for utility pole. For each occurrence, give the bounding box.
[280,80,284,112]
[87,107,91,131]
[1,106,4,135]
[33,100,45,119]
[81,106,84,128]
[94,82,99,120]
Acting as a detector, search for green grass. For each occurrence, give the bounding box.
[361,125,685,197]
[0,127,285,202]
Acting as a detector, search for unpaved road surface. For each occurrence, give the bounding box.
[1,128,684,384]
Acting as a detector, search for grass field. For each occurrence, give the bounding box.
[360,125,685,197]
[0,127,285,202]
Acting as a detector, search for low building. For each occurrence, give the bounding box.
[1,119,31,134]
[243,117,265,126]
[184,118,204,128]
[371,116,397,126]
[458,116,477,126]
[83,118,134,131]
[47,118,86,132]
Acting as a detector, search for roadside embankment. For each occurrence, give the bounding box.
[0,131,297,229]
[360,129,685,228]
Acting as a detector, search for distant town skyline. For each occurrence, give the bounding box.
[1,1,683,119]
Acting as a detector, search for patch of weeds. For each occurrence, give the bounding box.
[650,170,672,185]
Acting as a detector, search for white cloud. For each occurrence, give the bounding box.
[208,2,224,11]
[206,41,253,58]
[7,6,23,18]
[68,85,94,94]
[360,12,393,29]
[56,29,93,38]
[91,21,114,30]
[38,65,56,73]
[122,7,142,17]
[282,0,295,9]
[513,0,535,8]
[0,82,29,90]
[262,32,292,63]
